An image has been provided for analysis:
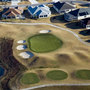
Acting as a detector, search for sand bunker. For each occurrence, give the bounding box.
[17,40,26,44]
[39,30,51,34]
[16,45,27,50]
[19,51,34,59]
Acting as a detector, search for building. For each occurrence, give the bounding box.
[53,2,76,14]
[28,5,51,19]
[2,7,24,19]
[64,8,90,21]
[80,18,90,29]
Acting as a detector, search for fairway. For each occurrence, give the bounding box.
[46,70,68,80]
[28,34,63,53]
[20,73,40,85]
[75,70,90,80]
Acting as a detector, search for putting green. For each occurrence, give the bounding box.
[75,70,90,80]
[28,34,63,53]
[20,73,40,85]
[46,70,68,80]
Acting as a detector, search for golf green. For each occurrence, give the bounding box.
[28,34,63,53]
[46,70,68,80]
[75,70,90,80]
[20,73,40,85]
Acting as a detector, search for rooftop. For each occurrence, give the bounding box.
[69,8,90,16]
[53,2,75,10]
[28,4,51,16]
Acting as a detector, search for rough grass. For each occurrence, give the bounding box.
[46,70,68,80]
[75,70,90,80]
[28,34,63,53]
[20,73,40,85]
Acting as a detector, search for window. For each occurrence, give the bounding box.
[44,15,47,17]
[40,15,43,17]
[87,25,90,28]
[61,11,65,13]
[79,12,86,16]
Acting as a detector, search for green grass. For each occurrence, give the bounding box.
[46,70,68,80]
[20,73,40,85]
[75,70,90,80]
[28,34,63,53]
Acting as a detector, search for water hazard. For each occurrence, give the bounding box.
[0,66,5,77]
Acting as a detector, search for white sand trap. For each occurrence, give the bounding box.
[39,30,51,34]
[17,40,26,44]
[16,45,27,50]
[19,51,34,59]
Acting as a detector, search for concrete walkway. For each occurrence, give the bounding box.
[0,22,89,46]
[21,83,90,90]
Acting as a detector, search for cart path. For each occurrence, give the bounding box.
[0,22,89,46]
[21,83,90,90]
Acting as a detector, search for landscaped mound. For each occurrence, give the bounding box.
[46,70,68,80]
[75,70,90,80]
[28,34,63,53]
[20,73,40,85]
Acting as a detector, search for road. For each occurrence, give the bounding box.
[0,22,89,46]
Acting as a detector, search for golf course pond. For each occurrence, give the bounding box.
[0,66,5,77]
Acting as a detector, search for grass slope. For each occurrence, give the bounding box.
[28,34,63,53]
[75,70,90,80]
[20,73,40,85]
[46,70,68,80]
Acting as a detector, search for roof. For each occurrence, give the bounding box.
[2,7,22,17]
[28,6,38,14]
[69,8,90,17]
[28,4,51,16]
[53,2,75,11]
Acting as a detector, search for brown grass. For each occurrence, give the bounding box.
[0,24,90,89]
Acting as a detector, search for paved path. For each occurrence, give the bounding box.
[21,83,90,90]
[0,22,89,46]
